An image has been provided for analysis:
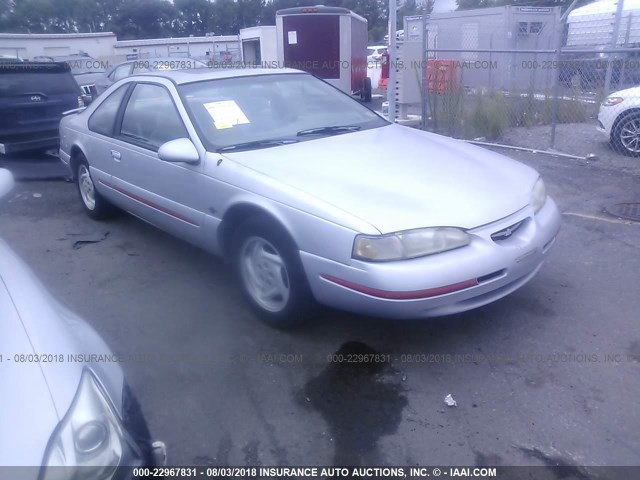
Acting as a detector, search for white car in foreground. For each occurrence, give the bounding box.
[597,85,640,156]
[0,169,164,477]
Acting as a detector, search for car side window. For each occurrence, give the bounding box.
[110,64,131,82]
[119,83,188,150]
[88,85,129,137]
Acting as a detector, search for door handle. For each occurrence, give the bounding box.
[110,150,121,161]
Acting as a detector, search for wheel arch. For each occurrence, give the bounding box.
[218,201,299,259]
[69,145,86,180]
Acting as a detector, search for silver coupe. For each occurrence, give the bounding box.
[59,68,561,328]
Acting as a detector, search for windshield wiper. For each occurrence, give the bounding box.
[297,125,362,137]
[217,138,298,153]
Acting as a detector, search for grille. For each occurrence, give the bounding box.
[491,220,524,242]
[605,203,640,222]
[80,84,94,95]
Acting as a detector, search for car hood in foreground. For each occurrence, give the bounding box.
[0,239,124,466]
[224,124,539,233]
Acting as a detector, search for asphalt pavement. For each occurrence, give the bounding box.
[0,143,638,469]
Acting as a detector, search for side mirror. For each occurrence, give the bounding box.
[0,168,15,200]
[158,138,200,164]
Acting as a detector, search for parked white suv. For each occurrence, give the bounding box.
[597,85,640,156]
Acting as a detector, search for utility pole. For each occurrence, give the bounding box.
[388,0,399,122]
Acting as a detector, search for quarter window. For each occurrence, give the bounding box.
[120,83,188,150]
[88,85,128,137]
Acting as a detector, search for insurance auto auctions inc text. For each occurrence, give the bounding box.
[248,467,497,477]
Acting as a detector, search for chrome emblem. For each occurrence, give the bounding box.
[30,95,42,101]
[491,220,524,242]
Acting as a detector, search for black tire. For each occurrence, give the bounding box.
[612,112,640,157]
[231,217,314,328]
[75,154,116,219]
[362,77,373,102]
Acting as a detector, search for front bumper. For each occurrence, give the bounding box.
[301,198,561,319]
[597,109,613,138]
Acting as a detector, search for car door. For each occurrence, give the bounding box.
[85,84,131,193]
[106,81,205,245]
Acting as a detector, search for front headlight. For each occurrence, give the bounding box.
[353,227,470,261]
[40,370,135,480]
[602,96,624,107]
[531,177,547,214]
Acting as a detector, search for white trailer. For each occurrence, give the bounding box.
[566,0,640,47]
[562,0,640,88]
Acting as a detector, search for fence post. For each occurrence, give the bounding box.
[421,13,429,130]
[550,0,580,149]
[604,0,625,97]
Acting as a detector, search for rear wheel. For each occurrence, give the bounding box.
[612,112,640,157]
[232,217,314,328]
[75,154,116,219]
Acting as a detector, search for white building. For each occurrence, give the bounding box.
[0,32,117,59]
[113,35,241,62]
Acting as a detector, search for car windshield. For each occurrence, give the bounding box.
[179,73,387,151]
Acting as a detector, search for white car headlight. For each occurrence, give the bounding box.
[353,227,470,261]
[531,177,547,214]
[40,370,133,480]
[602,96,624,107]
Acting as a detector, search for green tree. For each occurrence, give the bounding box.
[112,0,177,39]
[174,0,211,36]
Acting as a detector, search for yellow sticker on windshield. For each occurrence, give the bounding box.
[203,100,250,130]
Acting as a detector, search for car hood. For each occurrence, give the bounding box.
[224,124,539,233]
[0,239,124,467]
[0,277,57,468]
[609,85,640,98]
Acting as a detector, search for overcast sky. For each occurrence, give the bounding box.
[415,0,458,13]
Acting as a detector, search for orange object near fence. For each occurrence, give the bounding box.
[378,51,389,88]
[427,59,458,93]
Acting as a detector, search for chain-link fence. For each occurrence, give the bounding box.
[392,1,640,158]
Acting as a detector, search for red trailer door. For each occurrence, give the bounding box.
[282,14,340,79]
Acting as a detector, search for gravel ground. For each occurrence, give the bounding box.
[500,122,640,176]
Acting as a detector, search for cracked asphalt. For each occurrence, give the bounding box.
[0,136,639,470]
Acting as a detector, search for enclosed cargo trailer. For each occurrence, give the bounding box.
[276,5,371,101]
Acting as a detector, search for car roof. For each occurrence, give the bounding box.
[53,55,95,61]
[134,67,305,85]
[121,56,205,65]
[0,61,71,73]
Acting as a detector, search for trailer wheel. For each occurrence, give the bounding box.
[361,77,372,102]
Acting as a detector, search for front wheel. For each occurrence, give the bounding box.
[612,113,640,157]
[232,218,314,328]
[75,155,116,219]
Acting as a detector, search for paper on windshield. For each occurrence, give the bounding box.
[203,100,250,130]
